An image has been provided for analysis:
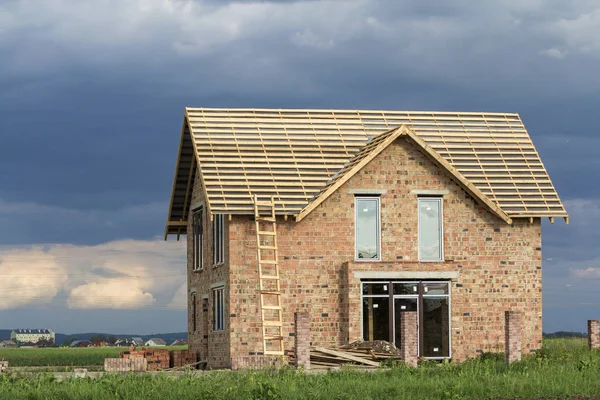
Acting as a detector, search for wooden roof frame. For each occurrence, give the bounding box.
[295,125,513,224]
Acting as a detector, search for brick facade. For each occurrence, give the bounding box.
[187,137,543,368]
[505,311,522,364]
[588,320,599,350]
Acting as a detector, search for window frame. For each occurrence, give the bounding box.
[191,292,197,333]
[212,214,225,266]
[354,196,381,262]
[417,197,444,262]
[212,286,225,332]
[192,207,204,271]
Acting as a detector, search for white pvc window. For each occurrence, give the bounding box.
[213,214,225,265]
[418,198,443,261]
[192,208,203,271]
[212,287,225,332]
[355,197,381,261]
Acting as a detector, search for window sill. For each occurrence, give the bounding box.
[354,259,382,263]
[212,262,224,268]
[192,268,204,273]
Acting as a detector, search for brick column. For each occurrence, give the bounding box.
[400,311,418,368]
[588,320,599,350]
[505,311,522,364]
[294,312,310,369]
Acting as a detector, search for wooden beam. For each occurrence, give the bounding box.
[313,347,380,367]
[164,118,188,240]
[564,216,569,225]
[549,217,555,224]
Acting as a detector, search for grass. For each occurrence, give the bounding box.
[0,346,187,367]
[0,339,599,399]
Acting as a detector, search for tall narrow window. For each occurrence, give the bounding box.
[355,197,381,260]
[213,214,224,265]
[193,208,203,271]
[191,293,197,332]
[213,286,225,332]
[418,198,443,261]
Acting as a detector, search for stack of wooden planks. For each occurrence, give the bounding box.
[309,346,402,369]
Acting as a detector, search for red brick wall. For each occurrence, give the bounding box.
[187,170,231,368]
[193,137,542,365]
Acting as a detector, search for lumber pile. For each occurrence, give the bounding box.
[309,345,403,369]
[120,347,170,371]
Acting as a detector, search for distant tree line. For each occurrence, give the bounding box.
[543,331,587,338]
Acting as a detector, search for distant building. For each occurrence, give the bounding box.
[70,340,92,348]
[11,329,55,345]
[0,340,18,348]
[130,337,144,346]
[145,338,167,346]
[170,339,187,346]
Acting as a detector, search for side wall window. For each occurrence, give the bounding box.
[213,214,225,265]
[418,197,443,261]
[191,293,197,333]
[212,286,225,332]
[355,197,381,261]
[193,208,203,271]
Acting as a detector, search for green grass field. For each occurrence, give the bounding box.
[0,339,599,399]
[0,345,187,367]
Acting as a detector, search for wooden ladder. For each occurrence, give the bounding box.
[253,195,284,355]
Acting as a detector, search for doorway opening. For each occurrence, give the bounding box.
[361,280,451,359]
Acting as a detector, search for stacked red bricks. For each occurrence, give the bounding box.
[400,312,418,368]
[170,350,197,368]
[120,348,170,371]
[588,320,599,350]
[505,311,522,364]
[294,312,311,369]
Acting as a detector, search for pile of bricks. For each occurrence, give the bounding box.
[170,350,196,368]
[0,361,8,373]
[105,358,147,372]
[120,347,170,371]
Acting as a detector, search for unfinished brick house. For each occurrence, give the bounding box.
[165,108,568,368]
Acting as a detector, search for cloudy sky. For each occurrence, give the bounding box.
[1,0,599,335]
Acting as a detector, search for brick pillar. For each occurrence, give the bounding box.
[294,312,310,369]
[400,311,418,368]
[588,320,599,350]
[505,311,522,364]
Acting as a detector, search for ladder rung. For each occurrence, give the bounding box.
[264,350,285,355]
[259,260,278,265]
[262,305,282,310]
[255,201,274,206]
[260,275,280,280]
[258,245,277,250]
[263,320,283,327]
[258,231,276,236]
[264,335,284,341]
[256,217,276,222]
[260,290,281,296]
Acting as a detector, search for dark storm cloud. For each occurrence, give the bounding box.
[0,0,599,332]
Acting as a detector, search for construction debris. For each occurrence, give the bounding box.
[308,342,403,369]
[341,340,402,356]
[0,361,8,373]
